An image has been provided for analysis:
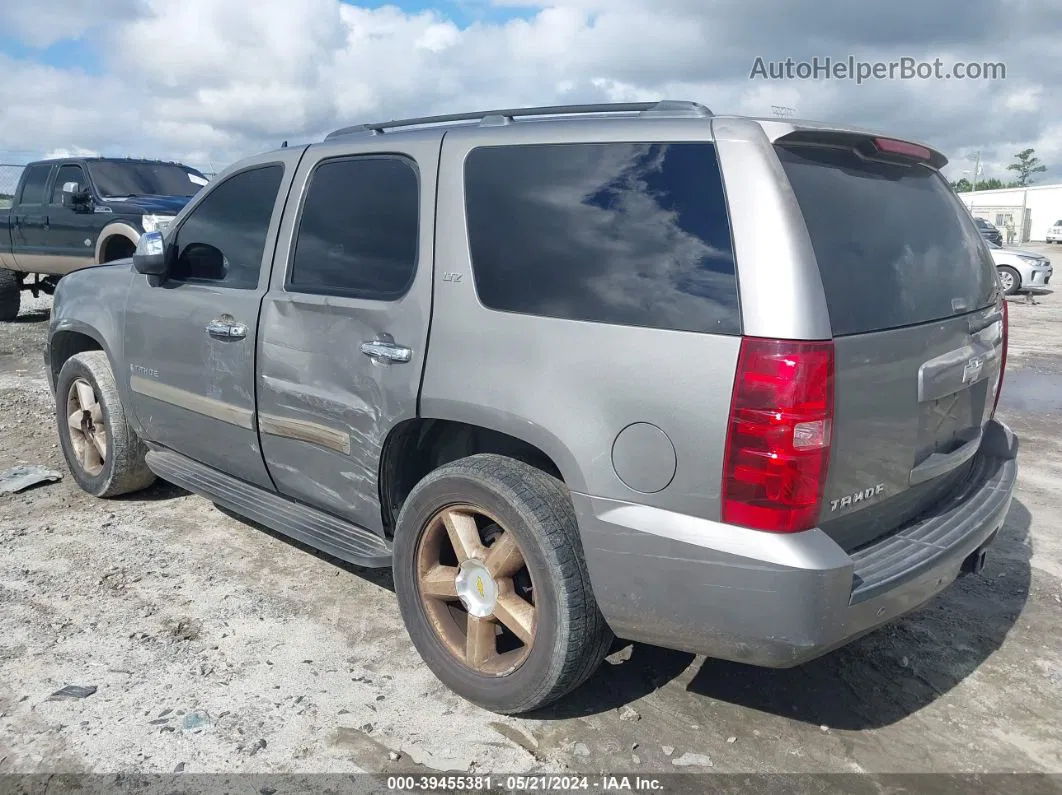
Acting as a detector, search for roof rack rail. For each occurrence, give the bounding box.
[325,100,712,140]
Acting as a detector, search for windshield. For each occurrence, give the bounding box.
[87,161,208,198]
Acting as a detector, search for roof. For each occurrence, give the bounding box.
[30,156,194,167]
[957,182,1062,196]
[324,100,713,140]
[321,99,946,167]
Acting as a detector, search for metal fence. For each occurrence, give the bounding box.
[0,164,23,209]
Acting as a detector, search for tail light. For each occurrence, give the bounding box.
[721,338,835,533]
[992,299,1009,417]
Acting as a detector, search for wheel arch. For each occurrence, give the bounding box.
[95,222,141,264]
[378,417,579,538]
[49,324,110,386]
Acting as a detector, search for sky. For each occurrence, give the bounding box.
[0,0,1059,184]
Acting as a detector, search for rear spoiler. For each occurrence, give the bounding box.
[774,129,948,171]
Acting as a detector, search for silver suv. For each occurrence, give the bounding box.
[45,101,1018,714]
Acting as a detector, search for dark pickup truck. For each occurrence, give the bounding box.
[0,156,208,320]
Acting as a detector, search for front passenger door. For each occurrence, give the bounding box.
[123,150,304,488]
[47,163,97,272]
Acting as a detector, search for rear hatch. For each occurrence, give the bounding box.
[775,134,1004,551]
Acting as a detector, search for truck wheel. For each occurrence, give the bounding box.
[56,351,156,497]
[0,268,20,322]
[393,454,612,714]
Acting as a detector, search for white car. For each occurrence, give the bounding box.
[989,243,1053,294]
[1047,219,1062,244]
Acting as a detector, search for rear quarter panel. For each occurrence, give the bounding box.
[422,119,741,520]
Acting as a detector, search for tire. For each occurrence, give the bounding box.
[997,265,1021,296]
[56,351,156,497]
[393,454,612,714]
[0,268,20,322]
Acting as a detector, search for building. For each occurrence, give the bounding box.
[956,182,1062,244]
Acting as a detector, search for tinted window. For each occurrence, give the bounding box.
[87,161,207,198]
[171,165,283,289]
[777,145,997,336]
[290,157,419,299]
[51,165,87,204]
[464,143,739,334]
[18,165,52,205]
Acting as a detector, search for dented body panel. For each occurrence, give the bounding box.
[253,133,439,533]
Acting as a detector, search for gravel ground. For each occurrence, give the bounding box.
[1,255,1061,779]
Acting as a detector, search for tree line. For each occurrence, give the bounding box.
[950,148,1048,192]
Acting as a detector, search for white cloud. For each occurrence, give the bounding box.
[42,146,100,160]
[0,0,1058,184]
[0,0,140,48]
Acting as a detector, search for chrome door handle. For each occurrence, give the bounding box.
[206,318,248,339]
[361,340,412,363]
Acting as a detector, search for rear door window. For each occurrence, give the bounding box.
[289,156,420,300]
[776,145,997,336]
[18,165,52,206]
[464,142,740,335]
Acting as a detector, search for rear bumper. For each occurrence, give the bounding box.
[573,420,1018,667]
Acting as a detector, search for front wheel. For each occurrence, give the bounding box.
[56,351,156,497]
[393,454,612,714]
[997,266,1021,296]
[0,268,20,322]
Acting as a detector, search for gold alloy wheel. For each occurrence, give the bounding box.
[415,505,537,675]
[66,378,108,477]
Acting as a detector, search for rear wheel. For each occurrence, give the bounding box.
[393,454,612,714]
[0,268,20,322]
[997,265,1021,295]
[56,351,156,497]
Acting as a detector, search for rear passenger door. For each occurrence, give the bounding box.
[10,163,54,272]
[256,136,439,533]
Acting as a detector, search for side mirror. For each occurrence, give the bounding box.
[132,231,169,276]
[62,182,88,210]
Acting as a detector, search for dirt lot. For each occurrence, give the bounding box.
[1,249,1061,780]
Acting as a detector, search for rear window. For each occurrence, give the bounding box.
[777,145,997,336]
[464,142,740,335]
